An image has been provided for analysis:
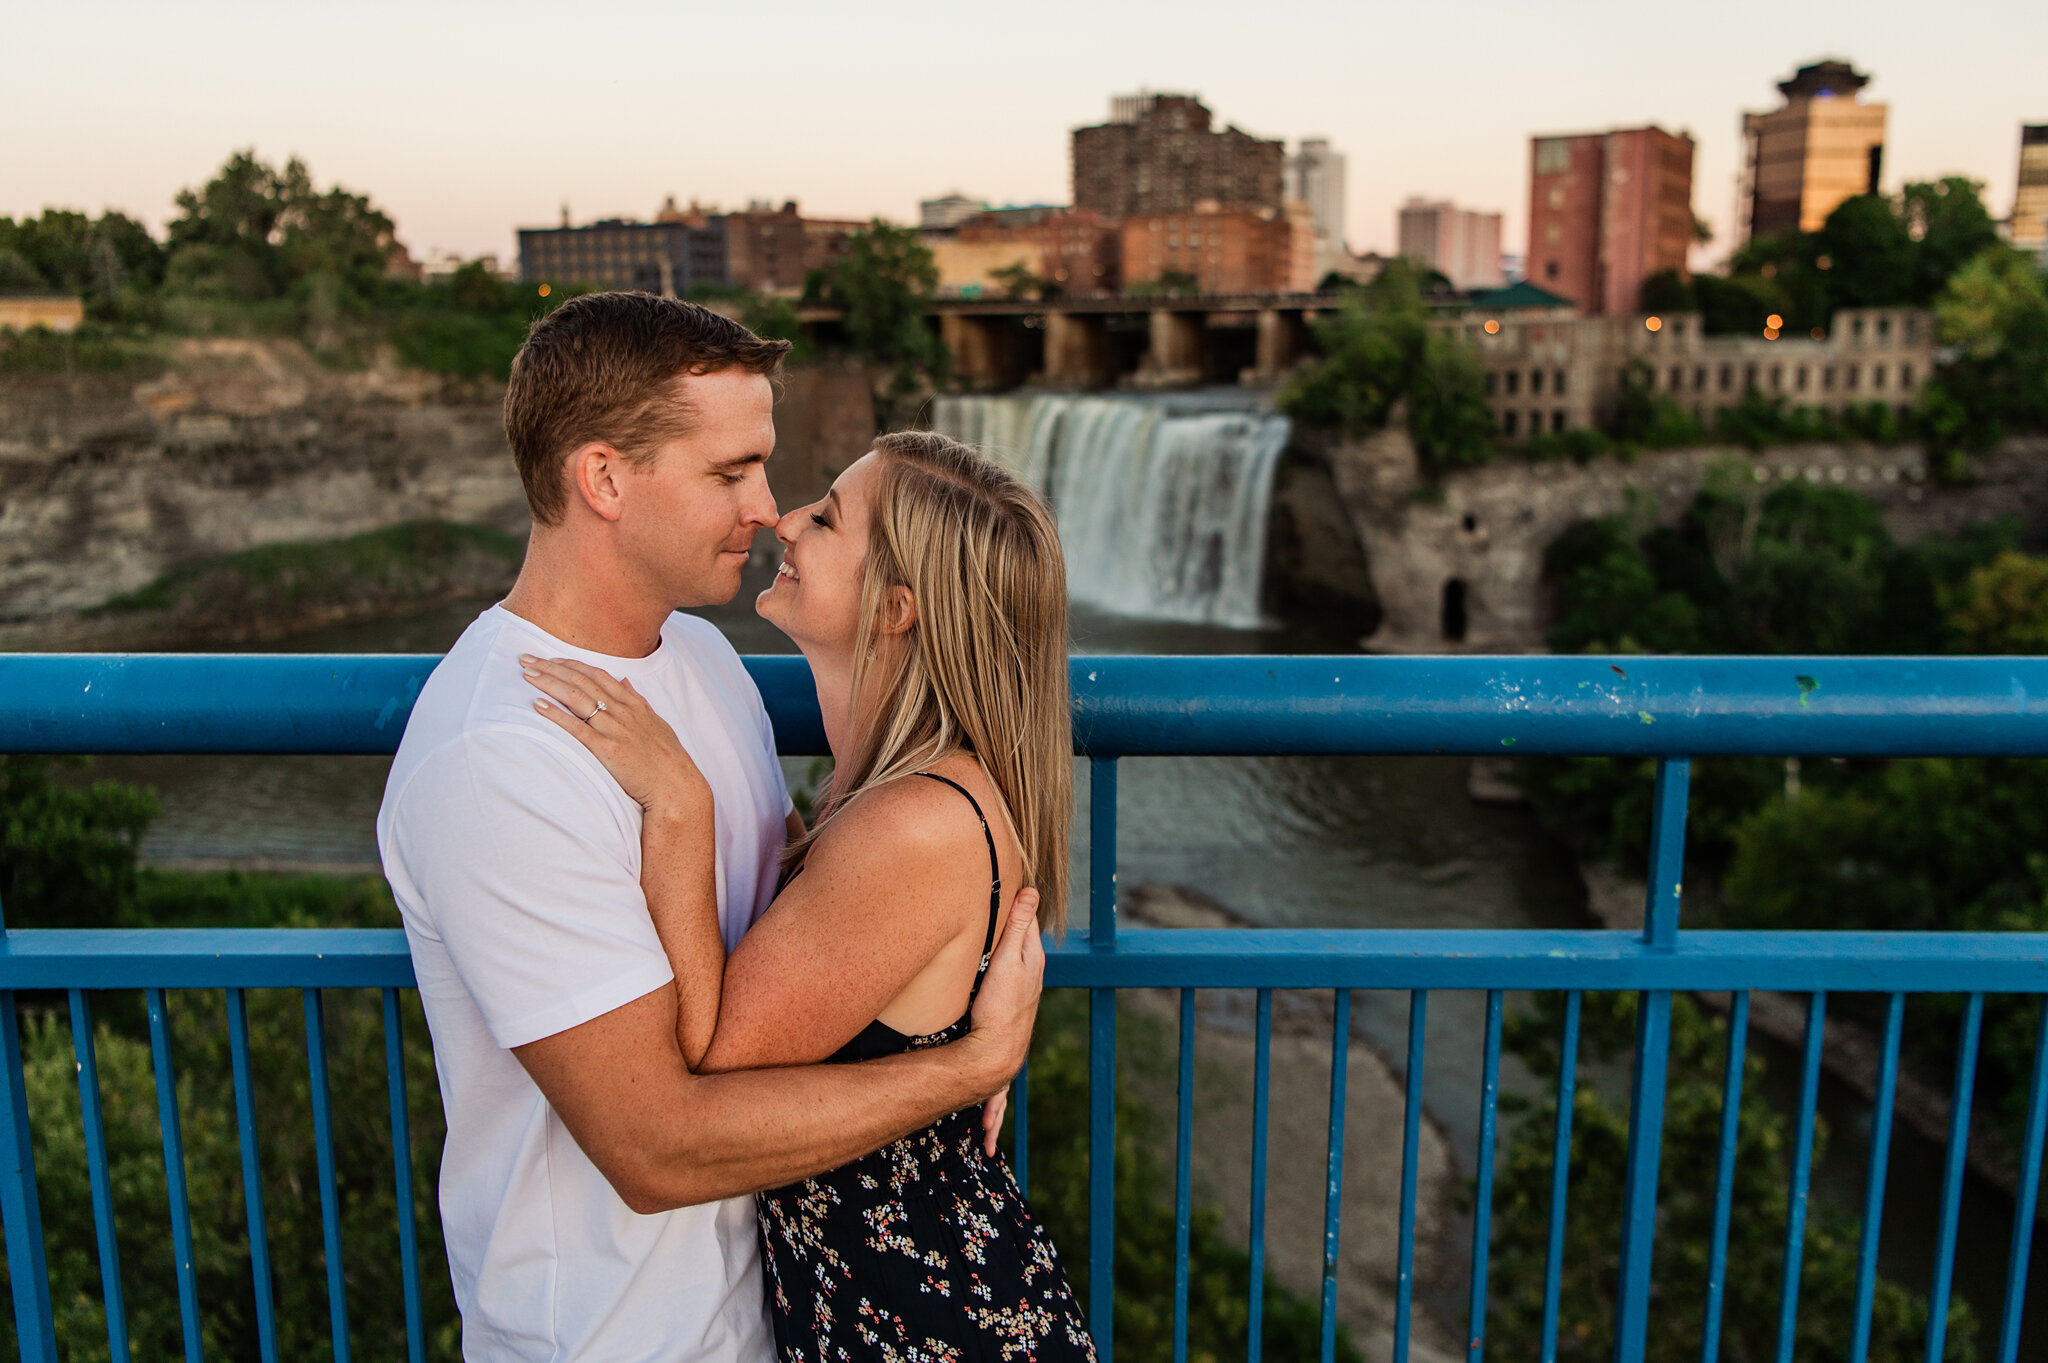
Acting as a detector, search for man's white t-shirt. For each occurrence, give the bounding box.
[376,604,790,1363]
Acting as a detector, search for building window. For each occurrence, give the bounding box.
[1545,261,1560,280]
[1720,364,1733,392]
[1694,366,1707,391]
[1744,363,1759,391]
[1823,366,1836,390]
[1878,316,1892,341]
[1847,364,1861,390]
[1797,366,1809,391]
[1872,364,1887,390]
[1531,370,1545,396]
[1503,410,1519,437]
[1506,371,1520,396]
[1670,366,1682,391]
[1555,369,1567,395]
[1485,372,1498,396]
[1553,410,1567,433]
[1771,365,1783,391]
[1853,317,1866,342]
[1901,362,1915,387]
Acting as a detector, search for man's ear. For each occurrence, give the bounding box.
[879,584,918,636]
[569,441,627,522]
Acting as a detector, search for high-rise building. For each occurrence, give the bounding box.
[1526,126,1695,316]
[1739,60,1888,244]
[1286,138,1347,258]
[2012,125,2048,254]
[1397,199,1504,290]
[1072,94,1284,218]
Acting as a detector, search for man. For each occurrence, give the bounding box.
[375,293,1042,1361]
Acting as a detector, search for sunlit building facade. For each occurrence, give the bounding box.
[1739,60,1888,243]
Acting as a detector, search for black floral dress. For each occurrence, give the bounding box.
[756,773,1096,1363]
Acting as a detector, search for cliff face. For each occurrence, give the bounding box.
[0,340,875,625]
[1312,429,2048,653]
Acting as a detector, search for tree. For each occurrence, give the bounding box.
[1921,246,2048,451]
[1904,177,2003,304]
[1408,328,1496,472]
[1948,552,2048,654]
[988,260,1047,302]
[819,221,947,390]
[1484,992,1978,1362]
[164,150,399,302]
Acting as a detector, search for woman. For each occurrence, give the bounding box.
[521,431,1094,1361]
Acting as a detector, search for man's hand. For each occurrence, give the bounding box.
[965,887,1044,1103]
[980,1085,1008,1157]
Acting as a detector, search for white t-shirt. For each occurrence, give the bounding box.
[376,604,790,1363]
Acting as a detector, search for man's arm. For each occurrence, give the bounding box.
[513,886,1044,1212]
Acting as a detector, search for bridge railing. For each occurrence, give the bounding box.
[1,653,2046,1363]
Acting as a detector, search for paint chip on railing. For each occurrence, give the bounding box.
[1639,711,1655,724]
[1796,675,1819,708]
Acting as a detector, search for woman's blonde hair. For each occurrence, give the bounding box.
[784,431,1073,931]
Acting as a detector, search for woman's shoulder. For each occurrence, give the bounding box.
[818,765,999,869]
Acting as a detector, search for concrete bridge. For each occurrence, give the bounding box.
[798,294,1334,390]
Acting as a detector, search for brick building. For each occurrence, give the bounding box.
[1120,203,1315,295]
[1740,60,1888,243]
[955,210,1121,295]
[1072,94,1284,218]
[1526,125,1695,316]
[518,217,728,295]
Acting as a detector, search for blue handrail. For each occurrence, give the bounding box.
[1,652,2045,1363]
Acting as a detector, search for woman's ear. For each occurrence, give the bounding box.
[879,584,919,636]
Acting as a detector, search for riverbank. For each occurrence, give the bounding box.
[1120,885,1464,1363]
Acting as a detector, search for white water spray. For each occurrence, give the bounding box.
[931,393,1291,628]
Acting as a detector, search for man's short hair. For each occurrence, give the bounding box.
[504,292,793,526]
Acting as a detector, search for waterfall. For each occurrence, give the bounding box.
[931,393,1291,629]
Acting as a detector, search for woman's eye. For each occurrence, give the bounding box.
[811,513,830,528]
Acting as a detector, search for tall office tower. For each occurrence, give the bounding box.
[1286,138,1348,256]
[1071,93,1285,218]
[2013,125,2048,254]
[1526,126,1695,315]
[1739,59,1888,244]
[1396,198,1504,289]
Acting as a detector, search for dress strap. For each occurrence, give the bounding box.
[914,772,1003,1003]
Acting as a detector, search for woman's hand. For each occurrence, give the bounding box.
[521,655,709,819]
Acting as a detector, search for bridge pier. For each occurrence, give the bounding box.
[941,314,1033,391]
[1040,312,1112,389]
[1131,308,1207,389]
[1252,307,1310,385]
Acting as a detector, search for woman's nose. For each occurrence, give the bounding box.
[774,506,805,546]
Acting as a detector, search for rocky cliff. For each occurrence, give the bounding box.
[1304,428,2048,653]
[0,340,876,632]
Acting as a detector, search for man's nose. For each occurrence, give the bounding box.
[745,471,780,530]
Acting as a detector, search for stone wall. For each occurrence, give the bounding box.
[1307,427,2048,653]
[0,340,875,624]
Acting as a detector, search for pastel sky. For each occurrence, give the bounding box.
[8,0,2043,269]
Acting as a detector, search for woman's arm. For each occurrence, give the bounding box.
[521,658,999,1076]
[697,774,997,1073]
[522,656,725,1067]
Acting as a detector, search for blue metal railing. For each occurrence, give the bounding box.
[2,652,2047,1363]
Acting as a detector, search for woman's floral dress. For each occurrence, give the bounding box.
[755,774,1095,1362]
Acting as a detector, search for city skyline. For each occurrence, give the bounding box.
[8,0,2045,270]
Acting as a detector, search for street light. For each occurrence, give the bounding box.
[1645,316,1663,332]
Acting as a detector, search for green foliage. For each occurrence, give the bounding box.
[1021,993,1359,1363]
[816,221,947,390]
[1278,259,1496,476]
[0,756,461,1359]
[0,324,166,375]
[1918,247,2048,454]
[0,209,165,303]
[1485,992,1977,1362]
[1,757,159,929]
[989,261,1049,302]
[1948,552,2048,653]
[1606,359,1709,448]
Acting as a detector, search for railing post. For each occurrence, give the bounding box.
[1613,757,1689,1363]
[0,894,58,1363]
[1088,755,1118,1363]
